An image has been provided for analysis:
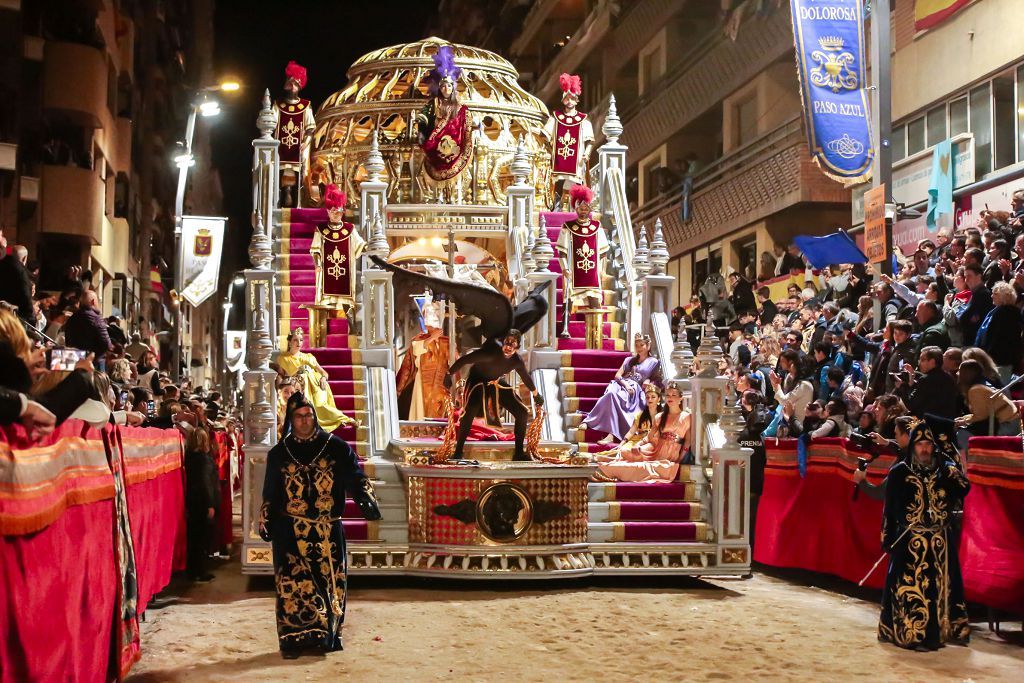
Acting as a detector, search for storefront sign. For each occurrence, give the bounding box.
[863,185,887,264]
[850,135,974,225]
[790,0,874,182]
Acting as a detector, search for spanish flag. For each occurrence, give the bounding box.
[914,0,971,31]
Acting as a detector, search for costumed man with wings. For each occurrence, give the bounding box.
[371,256,550,462]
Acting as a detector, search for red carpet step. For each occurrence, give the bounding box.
[613,521,708,543]
[609,501,702,522]
[600,481,695,502]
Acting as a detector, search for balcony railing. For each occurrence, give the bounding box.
[619,8,793,163]
[631,116,849,255]
[40,165,105,244]
[533,0,615,103]
[42,41,108,128]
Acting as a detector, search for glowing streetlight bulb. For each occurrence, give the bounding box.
[199,100,221,117]
[219,80,241,92]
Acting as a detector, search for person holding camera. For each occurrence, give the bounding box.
[896,346,959,421]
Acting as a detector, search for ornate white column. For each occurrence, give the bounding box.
[360,133,388,237]
[641,218,675,337]
[596,94,627,201]
[526,216,559,349]
[242,91,282,573]
[507,137,535,288]
[711,388,753,573]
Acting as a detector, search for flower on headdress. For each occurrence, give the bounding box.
[324,184,346,211]
[559,72,582,96]
[285,61,307,89]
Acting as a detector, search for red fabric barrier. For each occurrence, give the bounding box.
[756,437,1024,614]
[0,499,117,683]
[127,468,186,612]
[1,420,186,681]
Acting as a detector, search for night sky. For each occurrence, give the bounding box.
[210,1,440,280]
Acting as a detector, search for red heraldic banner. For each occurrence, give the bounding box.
[552,111,588,176]
[316,221,355,297]
[276,98,311,165]
[564,219,601,292]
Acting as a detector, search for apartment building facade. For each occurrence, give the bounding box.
[0,0,224,384]
[433,0,1024,305]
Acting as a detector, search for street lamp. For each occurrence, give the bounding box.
[171,79,242,381]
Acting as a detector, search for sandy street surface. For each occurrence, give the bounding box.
[128,550,1023,682]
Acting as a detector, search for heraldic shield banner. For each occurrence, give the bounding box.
[790,0,874,182]
[180,215,226,306]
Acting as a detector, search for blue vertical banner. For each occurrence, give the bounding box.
[790,0,874,182]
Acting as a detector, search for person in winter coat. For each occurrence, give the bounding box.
[184,427,220,582]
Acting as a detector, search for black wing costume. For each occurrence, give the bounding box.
[370,256,551,460]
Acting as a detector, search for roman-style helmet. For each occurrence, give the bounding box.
[324,184,346,221]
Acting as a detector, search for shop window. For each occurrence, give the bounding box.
[969,83,992,178]
[926,105,946,147]
[992,72,1016,171]
[949,97,968,136]
[907,117,925,156]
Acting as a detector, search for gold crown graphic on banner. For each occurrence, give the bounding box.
[817,36,845,51]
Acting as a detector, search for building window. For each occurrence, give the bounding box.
[638,147,666,206]
[926,105,946,146]
[735,237,757,282]
[735,96,758,148]
[907,116,926,156]
[992,71,1016,171]
[1018,65,1024,162]
[949,97,968,136]
[892,124,907,162]
[638,31,665,96]
[969,83,992,178]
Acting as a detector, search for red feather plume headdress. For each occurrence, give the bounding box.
[324,184,346,211]
[284,61,307,89]
[569,184,595,208]
[559,72,582,96]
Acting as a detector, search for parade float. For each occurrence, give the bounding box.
[239,37,753,578]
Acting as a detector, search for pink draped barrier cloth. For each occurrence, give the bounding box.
[0,420,185,682]
[755,437,1024,615]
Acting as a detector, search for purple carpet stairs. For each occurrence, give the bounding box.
[277,208,379,542]
[538,212,708,549]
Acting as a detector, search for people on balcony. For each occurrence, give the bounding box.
[272,329,356,435]
[580,333,664,444]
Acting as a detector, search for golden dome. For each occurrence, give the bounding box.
[311,36,553,206]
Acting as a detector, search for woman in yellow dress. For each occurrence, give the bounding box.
[273,330,355,434]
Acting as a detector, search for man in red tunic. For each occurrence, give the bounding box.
[311,184,364,312]
[415,45,474,201]
[556,185,607,337]
[545,72,594,211]
[272,61,316,207]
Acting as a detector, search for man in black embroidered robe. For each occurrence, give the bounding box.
[259,393,381,658]
[878,422,970,650]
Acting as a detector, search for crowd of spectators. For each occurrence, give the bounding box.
[0,231,240,582]
[672,189,1024,472]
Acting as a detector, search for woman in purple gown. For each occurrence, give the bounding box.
[580,334,664,443]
